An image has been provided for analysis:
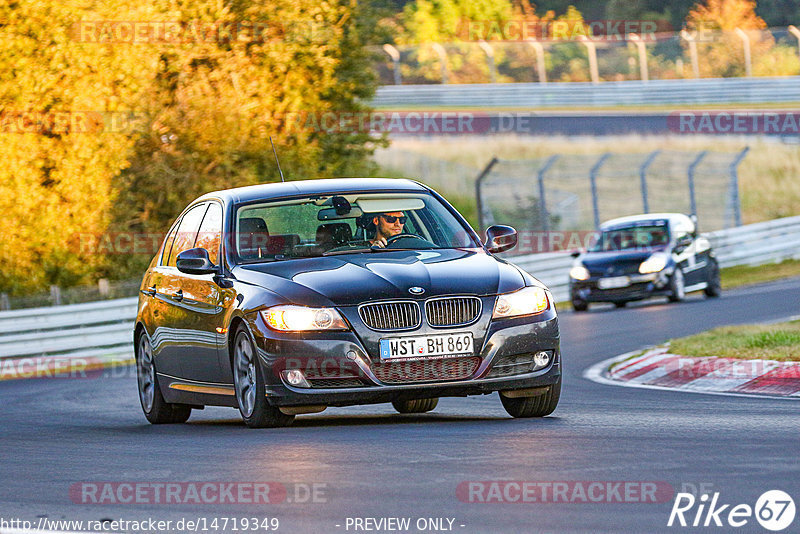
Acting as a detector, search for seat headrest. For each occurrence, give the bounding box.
[316,223,353,245]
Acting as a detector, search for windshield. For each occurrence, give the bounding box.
[233,192,477,262]
[589,223,669,252]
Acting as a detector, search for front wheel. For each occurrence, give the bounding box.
[232,326,294,429]
[668,269,685,302]
[392,398,439,414]
[500,377,561,418]
[136,334,191,424]
[704,261,721,297]
[571,298,588,312]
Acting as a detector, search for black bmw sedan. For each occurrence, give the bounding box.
[568,213,721,311]
[134,179,561,427]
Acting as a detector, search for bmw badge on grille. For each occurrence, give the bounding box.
[409,286,425,295]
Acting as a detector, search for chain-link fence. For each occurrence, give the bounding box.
[476,149,749,255]
[375,28,800,85]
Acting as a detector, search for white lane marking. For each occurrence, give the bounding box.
[583,351,800,401]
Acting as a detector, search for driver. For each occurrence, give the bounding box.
[370,211,406,248]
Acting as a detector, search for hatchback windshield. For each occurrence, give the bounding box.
[234,192,477,261]
[589,223,669,252]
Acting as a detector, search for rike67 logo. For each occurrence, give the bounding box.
[668,490,795,531]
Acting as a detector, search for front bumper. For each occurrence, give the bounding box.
[251,312,560,408]
[570,271,670,303]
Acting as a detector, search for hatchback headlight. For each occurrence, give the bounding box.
[569,264,590,280]
[493,286,550,319]
[262,305,349,331]
[639,253,668,274]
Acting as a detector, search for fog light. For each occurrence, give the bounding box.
[281,369,310,388]
[533,351,551,368]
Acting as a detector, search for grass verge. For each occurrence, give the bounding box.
[669,321,800,362]
[720,259,800,289]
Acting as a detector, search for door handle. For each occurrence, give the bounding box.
[141,285,156,297]
[171,289,183,302]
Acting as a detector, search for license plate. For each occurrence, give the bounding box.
[598,276,630,289]
[380,333,473,360]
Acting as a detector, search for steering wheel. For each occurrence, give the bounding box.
[386,233,428,246]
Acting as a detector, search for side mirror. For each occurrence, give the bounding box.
[485,225,517,254]
[675,235,693,250]
[176,247,217,275]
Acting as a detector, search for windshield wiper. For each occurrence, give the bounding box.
[323,247,382,256]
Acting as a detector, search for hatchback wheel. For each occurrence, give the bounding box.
[571,298,588,312]
[232,326,294,428]
[668,269,685,302]
[704,261,721,297]
[392,398,439,414]
[136,334,191,424]
[500,377,561,418]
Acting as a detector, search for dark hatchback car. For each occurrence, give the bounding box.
[568,213,721,311]
[134,179,561,427]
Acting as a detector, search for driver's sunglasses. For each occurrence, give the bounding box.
[381,215,407,224]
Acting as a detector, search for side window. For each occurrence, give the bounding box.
[159,221,180,267]
[194,202,223,264]
[167,203,208,267]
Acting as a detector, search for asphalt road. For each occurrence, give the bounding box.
[2,278,799,533]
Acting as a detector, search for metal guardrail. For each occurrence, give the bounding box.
[373,76,800,109]
[0,297,137,365]
[1,215,799,367]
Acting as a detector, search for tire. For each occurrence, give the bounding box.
[571,299,588,312]
[704,261,721,297]
[392,398,439,414]
[232,326,294,429]
[136,333,191,424]
[668,268,686,303]
[614,301,627,308]
[500,377,561,418]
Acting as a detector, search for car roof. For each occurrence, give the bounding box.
[600,213,691,230]
[195,178,429,205]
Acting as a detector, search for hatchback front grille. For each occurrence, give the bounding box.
[358,301,421,331]
[425,297,481,327]
[371,356,481,384]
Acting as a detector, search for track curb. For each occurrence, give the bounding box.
[584,346,800,400]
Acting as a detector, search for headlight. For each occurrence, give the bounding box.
[493,286,550,319]
[569,264,590,281]
[639,253,668,274]
[261,305,349,332]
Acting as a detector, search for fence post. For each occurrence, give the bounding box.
[431,43,449,84]
[789,26,800,64]
[728,147,749,227]
[0,293,9,311]
[734,28,752,77]
[382,44,402,85]
[629,34,649,82]
[680,30,700,79]
[98,278,110,298]
[50,285,62,306]
[537,155,559,236]
[478,40,497,83]
[475,157,499,233]
[639,150,660,213]
[579,36,600,83]
[589,153,611,229]
[687,150,708,218]
[527,40,547,83]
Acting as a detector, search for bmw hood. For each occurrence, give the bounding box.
[234,249,525,307]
